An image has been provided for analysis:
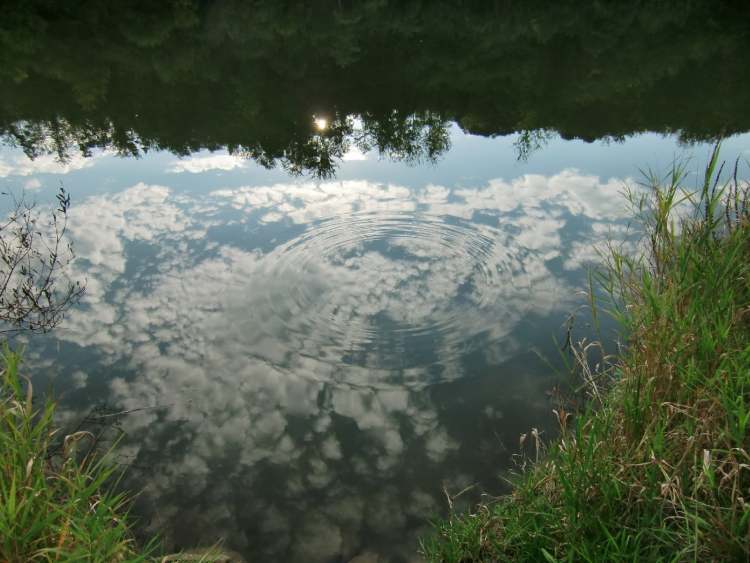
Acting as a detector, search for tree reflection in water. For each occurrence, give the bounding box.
[1,0,749,177]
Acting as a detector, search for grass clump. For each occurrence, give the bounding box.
[421,147,750,561]
[0,347,238,562]
[0,346,155,562]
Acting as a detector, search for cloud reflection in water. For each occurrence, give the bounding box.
[35,170,633,561]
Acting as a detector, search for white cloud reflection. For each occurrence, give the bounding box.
[24,177,42,191]
[37,170,634,561]
[0,150,99,177]
[167,154,247,174]
[342,146,368,161]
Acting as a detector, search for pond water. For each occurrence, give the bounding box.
[2,3,750,562]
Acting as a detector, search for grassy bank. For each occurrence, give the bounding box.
[421,149,750,561]
[0,347,156,561]
[0,348,237,562]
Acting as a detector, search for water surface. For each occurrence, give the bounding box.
[2,2,750,561]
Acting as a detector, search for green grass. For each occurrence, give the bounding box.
[420,147,750,562]
[0,348,239,562]
[0,345,157,562]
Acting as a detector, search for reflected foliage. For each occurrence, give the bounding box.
[1,0,749,175]
[0,188,84,334]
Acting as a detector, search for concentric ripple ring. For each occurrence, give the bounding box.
[260,210,534,370]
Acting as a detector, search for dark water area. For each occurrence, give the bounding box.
[2,2,750,561]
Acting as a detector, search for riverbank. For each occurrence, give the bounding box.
[421,149,750,561]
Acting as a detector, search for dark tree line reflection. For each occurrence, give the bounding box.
[1,0,749,176]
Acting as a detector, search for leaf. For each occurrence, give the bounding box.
[25,456,35,481]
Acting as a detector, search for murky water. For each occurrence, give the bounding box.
[2,2,750,561]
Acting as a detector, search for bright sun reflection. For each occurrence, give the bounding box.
[313,117,328,131]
